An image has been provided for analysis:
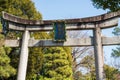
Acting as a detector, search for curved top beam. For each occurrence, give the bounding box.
[2,11,120,31]
[3,11,120,25]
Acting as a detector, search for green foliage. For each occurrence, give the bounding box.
[112,27,120,36]
[80,55,96,80]
[91,0,120,11]
[0,0,42,19]
[0,1,73,80]
[73,71,83,80]
[111,27,120,58]
[0,22,2,33]
[104,65,119,80]
[41,47,73,80]
[0,17,16,79]
[80,55,95,70]
[0,0,42,39]
[81,64,120,80]
[26,47,44,80]
[26,32,49,80]
[30,32,73,80]
[0,0,43,80]
[112,47,120,58]
[0,47,16,78]
[73,55,119,80]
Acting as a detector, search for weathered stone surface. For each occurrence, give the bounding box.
[2,11,120,31]
[3,11,120,25]
[4,36,120,47]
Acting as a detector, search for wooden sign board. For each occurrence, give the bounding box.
[53,22,66,41]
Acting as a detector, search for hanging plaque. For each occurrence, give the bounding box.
[53,22,66,41]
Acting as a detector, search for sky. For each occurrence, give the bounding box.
[33,0,108,20]
[32,0,118,65]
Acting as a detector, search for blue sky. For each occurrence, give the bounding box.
[32,0,117,65]
[33,0,108,20]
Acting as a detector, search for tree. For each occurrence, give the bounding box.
[112,47,120,58]
[104,65,120,80]
[92,0,120,74]
[111,27,120,69]
[1,1,73,80]
[0,5,16,78]
[0,22,16,79]
[67,31,94,80]
[73,71,83,80]
[0,47,16,79]
[79,54,96,80]
[40,47,73,80]
[0,0,42,79]
[74,55,120,80]
[26,32,49,80]
[83,64,120,80]
[91,0,120,11]
[32,32,73,80]
[111,27,120,58]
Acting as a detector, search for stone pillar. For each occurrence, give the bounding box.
[93,27,105,80]
[17,30,30,80]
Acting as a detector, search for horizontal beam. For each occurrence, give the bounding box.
[3,11,120,25]
[8,18,118,31]
[102,36,120,46]
[2,11,120,31]
[5,40,20,47]
[4,36,120,47]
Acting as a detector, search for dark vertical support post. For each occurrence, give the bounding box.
[93,27,105,80]
[17,30,30,80]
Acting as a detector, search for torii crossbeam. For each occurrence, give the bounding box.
[2,11,120,80]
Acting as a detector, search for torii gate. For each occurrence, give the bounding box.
[2,11,120,80]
